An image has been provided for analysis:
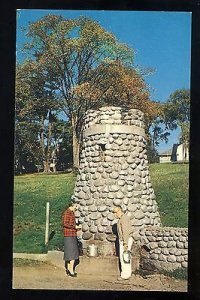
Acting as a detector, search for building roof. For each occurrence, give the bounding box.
[159,149,172,156]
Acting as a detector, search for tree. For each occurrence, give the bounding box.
[21,15,165,168]
[146,118,170,163]
[56,121,73,170]
[179,122,190,161]
[146,142,160,163]
[15,61,42,173]
[164,89,190,128]
[15,61,65,172]
[72,59,164,138]
[24,15,135,168]
[164,89,190,161]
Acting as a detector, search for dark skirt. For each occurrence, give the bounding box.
[63,236,79,261]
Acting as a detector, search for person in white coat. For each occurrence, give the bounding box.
[113,205,134,280]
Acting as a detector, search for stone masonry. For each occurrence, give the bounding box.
[139,226,188,271]
[72,107,161,254]
[71,106,188,271]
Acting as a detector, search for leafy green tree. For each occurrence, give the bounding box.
[15,61,64,172]
[15,61,42,173]
[179,122,190,161]
[56,121,73,170]
[23,15,139,168]
[146,118,170,163]
[15,122,40,174]
[164,89,190,161]
[19,14,166,168]
[146,142,160,163]
[164,89,190,128]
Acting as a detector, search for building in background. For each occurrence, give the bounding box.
[159,143,189,163]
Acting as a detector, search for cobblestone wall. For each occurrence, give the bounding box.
[137,226,188,271]
[71,106,188,271]
[72,106,161,254]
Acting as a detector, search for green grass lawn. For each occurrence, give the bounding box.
[13,163,189,253]
[149,163,189,228]
[13,173,76,253]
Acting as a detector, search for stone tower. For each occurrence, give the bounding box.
[72,106,161,255]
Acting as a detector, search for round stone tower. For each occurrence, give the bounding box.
[72,106,161,255]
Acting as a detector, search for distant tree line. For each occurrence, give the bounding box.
[15,15,190,174]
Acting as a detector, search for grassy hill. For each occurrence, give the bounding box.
[13,173,76,253]
[149,163,189,228]
[13,163,189,253]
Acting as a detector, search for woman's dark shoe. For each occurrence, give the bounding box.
[66,269,77,277]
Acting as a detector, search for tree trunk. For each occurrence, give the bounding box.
[43,160,50,173]
[46,114,52,172]
[183,142,188,162]
[40,117,47,172]
[182,142,187,163]
[18,158,23,174]
[183,143,186,162]
[43,111,55,173]
[72,114,80,170]
[72,131,80,170]
[40,116,51,172]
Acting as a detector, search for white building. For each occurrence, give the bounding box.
[175,143,189,161]
[159,143,189,163]
[159,149,172,163]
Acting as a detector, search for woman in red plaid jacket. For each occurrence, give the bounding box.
[63,203,81,277]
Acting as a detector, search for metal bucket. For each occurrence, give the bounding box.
[122,250,131,263]
[87,244,99,257]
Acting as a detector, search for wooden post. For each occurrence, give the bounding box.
[45,202,50,246]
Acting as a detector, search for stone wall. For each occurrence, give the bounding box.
[137,226,188,271]
[71,106,188,271]
[72,106,161,254]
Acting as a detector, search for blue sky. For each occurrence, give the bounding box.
[16,9,191,152]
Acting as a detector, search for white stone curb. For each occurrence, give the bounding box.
[13,253,48,261]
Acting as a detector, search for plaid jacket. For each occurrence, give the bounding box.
[63,208,77,237]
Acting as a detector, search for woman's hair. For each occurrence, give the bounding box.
[113,205,123,212]
[113,204,127,213]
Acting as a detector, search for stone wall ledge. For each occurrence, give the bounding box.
[84,124,145,138]
[140,226,188,232]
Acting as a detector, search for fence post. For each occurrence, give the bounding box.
[45,202,50,246]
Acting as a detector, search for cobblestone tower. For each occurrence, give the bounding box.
[72,106,161,255]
